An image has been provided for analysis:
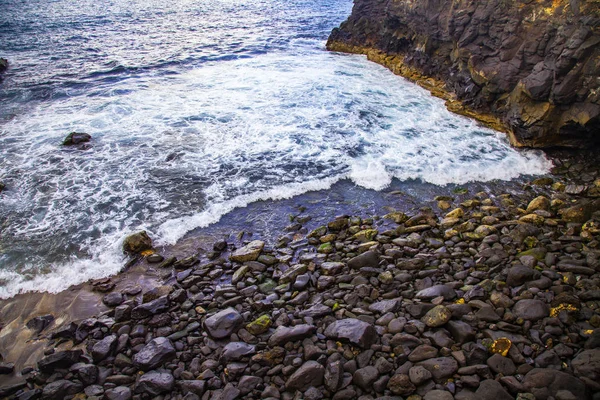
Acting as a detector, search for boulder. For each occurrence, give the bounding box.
[122,231,152,255]
[229,240,264,263]
[62,132,91,146]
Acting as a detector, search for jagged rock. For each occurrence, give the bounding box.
[229,240,264,263]
[26,314,54,334]
[131,296,169,319]
[324,318,378,348]
[204,308,243,339]
[62,132,91,146]
[132,337,176,371]
[70,363,99,386]
[285,361,324,391]
[92,334,117,362]
[122,231,152,254]
[38,350,82,373]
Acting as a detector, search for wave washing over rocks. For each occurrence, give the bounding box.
[1,150,599,400]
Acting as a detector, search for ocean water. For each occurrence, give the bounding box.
[0,0,552,298]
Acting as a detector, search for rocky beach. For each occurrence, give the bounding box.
[1,0,600,399]
[0,148,599,400]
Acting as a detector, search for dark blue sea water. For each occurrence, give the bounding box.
[0,0,551,298]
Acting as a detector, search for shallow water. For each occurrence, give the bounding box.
[0,0,552,298]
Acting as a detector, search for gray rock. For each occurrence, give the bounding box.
[131,296,170,319]
[70,363,99,385]
[238,375,262,395]
[513,299,549,321]
[409,344,439,362]
[368,299,400,314]
[215,383,240,400]
[416,285,457,300]
[204,308,243,339]
[92,334,117,362]
[353,366,379,390]
[409,365,432,385]
[103,292,124,307]
[417,357,458,381]
[324,318,378,348]
[179,380,206,396]
[135,371,174,396]
[132,337,176,371]
[221,342,256,363]
[286,361,325,391]
[487,353,516,375]
[325,360,344,391]
[446,320,476,344]
[320,262,345,275]
[507,265,538,287]
[104,386,132,400]
[523,368,588,400]
[348,250,380,269]
[475,379,513,400]
[268,324,316,346]
[42,380,83,400]
[299,304,332,318]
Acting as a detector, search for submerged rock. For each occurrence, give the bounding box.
[62,132,91,146]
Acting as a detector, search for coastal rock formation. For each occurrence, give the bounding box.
[327,0,600,148]
[0,58,7,79]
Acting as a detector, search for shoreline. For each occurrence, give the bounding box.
[0,148,599,399]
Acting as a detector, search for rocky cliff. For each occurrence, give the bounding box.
[327,0,600,148]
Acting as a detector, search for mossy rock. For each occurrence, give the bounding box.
[123,231,153,255]
[246,315,272,335]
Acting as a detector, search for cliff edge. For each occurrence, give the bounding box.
[327,0,600,148]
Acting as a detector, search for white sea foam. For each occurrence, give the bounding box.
[0,47,552,298]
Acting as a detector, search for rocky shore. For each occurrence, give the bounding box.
[326,0,600,148]
[0,150,599,400]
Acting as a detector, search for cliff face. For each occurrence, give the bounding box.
[327,0,600,148]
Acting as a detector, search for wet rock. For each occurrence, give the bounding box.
[42,380,83,400]
[324,318,378,348]
[38,349,82,373]
[229,240,264,263]
[70,363,99,385]
[285,360,324,391]
[204,308,243,339]
[92,334,117,362]
[268,324,316,346]
[131,295,169,319]
[421,305,452,327]
[26,314,54,334]
[132,337,176,371]
[62,132,91,146]
[103,292,124,307]
[135,371,175,396]
[513,299,549,321]
[0,362,14,375]
[122,231,152,254]
[146,253,164,263]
